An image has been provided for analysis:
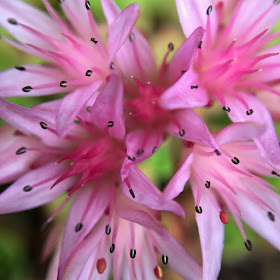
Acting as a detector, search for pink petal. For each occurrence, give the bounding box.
[90,73,125,140]
[0,65,65,97]
[121,129,163,179]
[151,227,203,280]
[163,153,194,200]
[192,180,224,280]
[0,0,62,47]
[0,161,72,214]
[215,122,263,145]
[107,3,140,61]
[175,0,218,37]
[226,94,280,170]
[58,184,110,279]
[160,69,209,110]
[168,27,205,84]
[165,109,217,149]
[120,166,185,216]
[101,0,121,25]
[56,81,102,137]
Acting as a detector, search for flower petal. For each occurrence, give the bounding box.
[90,73,125,140]
[0,161,72,214]
[167,27,204,84]
[175,0,218,37]
[160,69,209,110]
[107,3,140,61]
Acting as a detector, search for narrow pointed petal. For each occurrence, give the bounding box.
[168,27,205,84]
[0,162,72,214]
[175,0,218,37]
[91,73,125,140]
[165,109,217,149]
[0,65,64,97]
[163,153,194,200]
[107,3,140,61]
[160,69,209,110]
[56,81,102,137]
[226,94,280,170]
[101,0,122,25]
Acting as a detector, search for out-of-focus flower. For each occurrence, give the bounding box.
[0,0,139,136]
[175,0,280,169]
[164,122,280,279]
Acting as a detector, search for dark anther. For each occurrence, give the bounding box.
[274,0,280,5]
[195,205,203,214]
[128,156,136,161]
[268,211,275,222]
[16,147,26,155]
[129,32,135,42]
[85,0,91,10]
[246,109,254,115]
[168,42,174,51]
[129,189,135,199]
[90,37,98,44]
[130,249,136,258]
[85,70,92,77]
[108,121,114,127]
[206,5,213,15]
[179,129,185,137]
[162,254,168,265]
[86,106,92,112]
[110,62,115,70]
[105,224,111,235]
[214,149,221,156]
[191,85,198,89]
[75,222,83,232]
[205,181,210,188]
[22,86,32,92]
[231,157,240,165]
[15,66,26,71]
[39,122,48,129]
[40,221,49,232]
[137,149,144,155]
[7,18,18,25]
[272,170,280,177]
[222,106,231,112]
[198,41,203,49]
[181,70,187,74]
[58,0,64,3]
[152,146,157,154]
[110,243,115,253]
[60,81,67,87]
[23,185,32,192]
[244,239,253,251]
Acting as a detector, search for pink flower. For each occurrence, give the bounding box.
[0,0,140,136]
[164,122,280,279]
[175,0,280,169]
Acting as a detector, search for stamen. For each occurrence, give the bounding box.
[179,129,185,137]
[231,157,240,165]
[222,106,231,112]
[22,86,32,93]
[154,266,163,279]
[129,189,135,199]
[268,211,275,222]
[96,258,106,274]
[14,66,25,71]
[75,222,83,232]
[130,249,136,258]
[205,181,210,188]
[23,185,32,192]
[85,0,91,10]
[214,149,221,156]
[7,18,18,25]
[198,41,202,49]
[271,170,280,177]
[90,37,98,44]
[162,254,168,265]
[110,243,115,253]
[152,146,157,154]
[206,5,212,15]
[274,0,280,5]
[168,42,174,51]
[220,211,229,224]
[129,32,135,42]
[137,149,144,155]
[86,106,92,112]
[246,109,254,115]
[191,85,198,89]
[40,122,48,129]
[108,121,114,128]
[60,81,67,87]
[195,205,203,214]
[244,239,253,251]
[85,70,92,77]
[110,62,115,70]
[181,70,187,74]
[16,147,26,155]
[105,224,111,235]
[128,156,136,161]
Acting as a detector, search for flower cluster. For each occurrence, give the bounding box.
[0,0,279,279]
